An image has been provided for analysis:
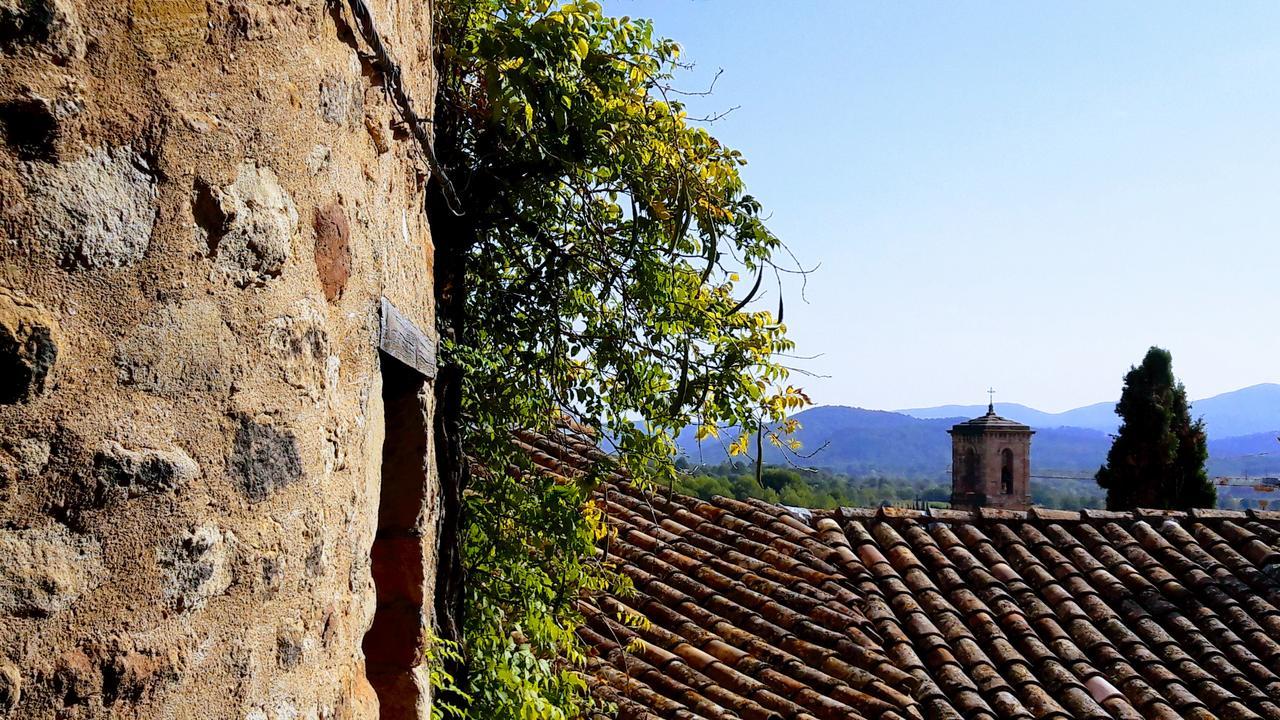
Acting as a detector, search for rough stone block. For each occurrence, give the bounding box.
[0,524,102,617]
[102,649,176,706]
[128,0,207,60]
[305,144,331,176]
[0,661,19,715]
[156,523,233,612]
[51,650,96,707]
[94,441,199,503]
[2,437,50,477]
[20,146,158,269]
[319,72,363,127]
[0,0,85,61]
[194,161,298,287]
[115,298,239,396]
[276,620,305,670]
[313,202,351,302]
[228,414,304,502]
[0,293,57,404]
[264,299,332,400]
[255,553,283,596]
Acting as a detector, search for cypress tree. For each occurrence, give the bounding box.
[1095,347,1215,510]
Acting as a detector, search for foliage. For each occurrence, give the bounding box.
[1095,346,1214,510]
[424,634,469,720]
[428,1,804,716]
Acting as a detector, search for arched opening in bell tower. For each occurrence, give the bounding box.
[1000,448,1014,494]
[962,448,979,492]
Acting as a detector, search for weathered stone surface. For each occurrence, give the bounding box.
[0,95,56,161]
[319,72,362,127]
[364,114,390,155]
[256,554,283,596]
[305,540,327,579]
[265,299,332,400]
[0,662,19,715]
[94,441,198,502]
[0,524,102,617]
[101,649,177,705]
[226,0,279,41]
[0,293,58,404]
[305,144,331,176]
[194,161,298,287]
[51,650,96,707]
[2,438,50,477]
[21,146,158,268]
[276,620,305,670]
[0,437,47,506]
[0,0,85,61]
[1,0,438,714]
[228,414,304,502]
[129,0,206,60]
[314,203,351,302]
[156,523,233,612]
[115,298,239,396]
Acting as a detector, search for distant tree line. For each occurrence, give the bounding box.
[673,459,1104,511]
[676,346,1222,514]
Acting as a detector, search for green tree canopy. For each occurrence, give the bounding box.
[425,1,807,716]
[1095,346,1214,511]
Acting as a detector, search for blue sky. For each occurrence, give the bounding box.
[604,1,1280,412]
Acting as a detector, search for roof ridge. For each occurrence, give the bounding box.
[828,504,1278,525]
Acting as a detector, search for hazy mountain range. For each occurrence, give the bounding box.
[898,383,1280,438]
[677,383,1280,479]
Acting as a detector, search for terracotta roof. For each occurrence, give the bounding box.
[520,429,1280,719]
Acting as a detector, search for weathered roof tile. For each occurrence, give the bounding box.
[524,428,1280,719]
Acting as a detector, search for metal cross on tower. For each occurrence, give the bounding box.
[987,387,996,412]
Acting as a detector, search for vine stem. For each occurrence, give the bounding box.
[341,0,465,216]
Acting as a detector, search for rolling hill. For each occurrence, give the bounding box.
[677,406,1112,478]
[898,383,1280,439]
[678,397,1280,479]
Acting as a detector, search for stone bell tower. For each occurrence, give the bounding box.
[949,399,1034,511]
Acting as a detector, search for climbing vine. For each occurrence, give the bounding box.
[425,1,807,716]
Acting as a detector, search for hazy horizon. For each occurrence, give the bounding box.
[823,380,1278,414]
[606,1,1280,412]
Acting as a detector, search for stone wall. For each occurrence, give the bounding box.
[0,0,439,717]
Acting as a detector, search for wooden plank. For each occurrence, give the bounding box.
[379,297,436,379]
